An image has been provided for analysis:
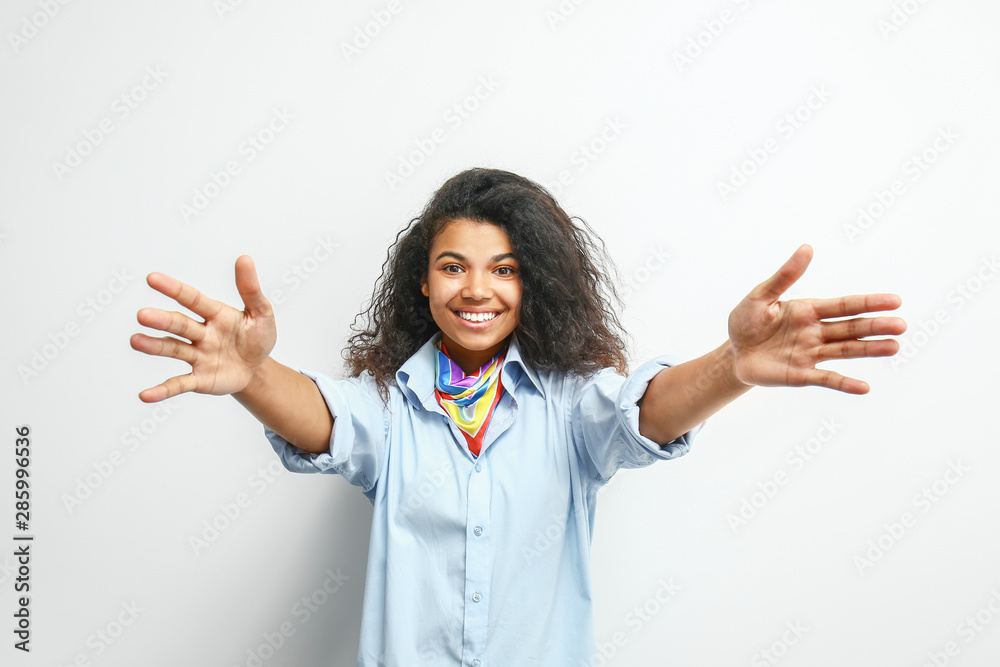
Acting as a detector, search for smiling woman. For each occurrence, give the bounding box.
[419,219,522,374]
[345,168,632,405]
[131,167,905,666]
[345,168,627,408]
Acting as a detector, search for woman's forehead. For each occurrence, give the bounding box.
[431,218,514,255]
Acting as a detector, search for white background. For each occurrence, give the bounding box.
[2,1,999,665]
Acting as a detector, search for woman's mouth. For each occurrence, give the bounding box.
[453,309,501,329]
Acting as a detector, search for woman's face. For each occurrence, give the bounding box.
[421,218,521,375]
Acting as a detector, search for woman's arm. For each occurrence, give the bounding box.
[638,340,750,446]
[131,255,334,454]
[233,357,333,454]
[637,245,907,446]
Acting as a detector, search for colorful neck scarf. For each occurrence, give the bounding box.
[433,336,507,458]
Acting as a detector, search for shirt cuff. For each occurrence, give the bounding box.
[264,369,342,476]
[618,353,704,461]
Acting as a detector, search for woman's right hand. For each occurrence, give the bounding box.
[130,255,277,403]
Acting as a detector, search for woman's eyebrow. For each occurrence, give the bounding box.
[433,251,518,263]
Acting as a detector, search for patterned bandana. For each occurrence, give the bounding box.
[433,335,507,458]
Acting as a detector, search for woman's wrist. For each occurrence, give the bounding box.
[234,356,277,400]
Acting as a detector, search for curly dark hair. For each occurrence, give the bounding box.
[345,167,631,405]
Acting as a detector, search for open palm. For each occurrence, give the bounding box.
[728,244,907,394]
[130,255,276,402]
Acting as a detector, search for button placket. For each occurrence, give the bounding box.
[462,459,491,663]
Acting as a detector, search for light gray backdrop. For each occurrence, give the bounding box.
[2,1,999,665]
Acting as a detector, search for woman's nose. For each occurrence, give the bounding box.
[463,271,492,299]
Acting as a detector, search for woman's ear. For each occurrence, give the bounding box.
[420,273,428,297]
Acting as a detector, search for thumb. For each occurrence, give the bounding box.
[234,255,272,318]
[750,244,813,303]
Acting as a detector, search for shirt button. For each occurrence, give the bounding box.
[473,526,483,536]
[472,592,482,602]
[473,661,481,667]
[475,463,482,472]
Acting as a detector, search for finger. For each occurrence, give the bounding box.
[136,307,206,342]
[812,293,902,319]
[821,316,907,342]
[146,271,225,321]
[130,333,198,365]
[138,373,198,403]
[816,338,900,360]
[802,368,870,395]
[235,255,273,319]
[750,244,813,303]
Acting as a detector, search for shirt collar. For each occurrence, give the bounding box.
[395,330,545,410]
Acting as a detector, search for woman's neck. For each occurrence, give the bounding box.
[440,333,510,376]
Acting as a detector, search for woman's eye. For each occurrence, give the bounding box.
[441,264,516,275]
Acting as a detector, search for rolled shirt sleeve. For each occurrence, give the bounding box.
[570,353,704,485]
[265,369,388,495]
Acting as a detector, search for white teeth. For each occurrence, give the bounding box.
[458,311,497,322]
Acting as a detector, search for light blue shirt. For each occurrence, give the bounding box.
[266,331,703,667]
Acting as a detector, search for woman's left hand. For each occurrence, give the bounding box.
[727,244,907,394]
